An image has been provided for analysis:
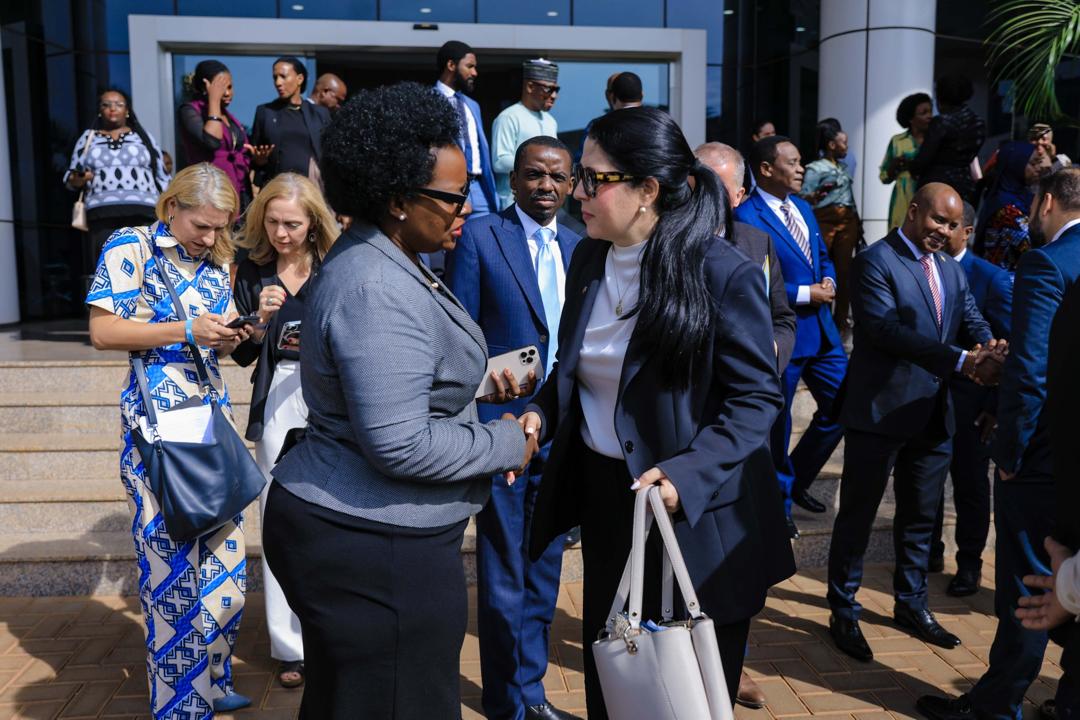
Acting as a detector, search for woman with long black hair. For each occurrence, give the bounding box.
[65,88,170,268]
[520,106,795,719]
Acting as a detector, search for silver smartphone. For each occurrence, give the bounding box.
[475,345,542,399]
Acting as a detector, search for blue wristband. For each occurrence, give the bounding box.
[184,318,195,346]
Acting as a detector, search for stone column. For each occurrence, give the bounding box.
[0,32,22,324]
[819,0,936,244]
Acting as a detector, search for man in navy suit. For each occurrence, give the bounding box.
[435,41,498,220]
[445,137,581,720]
[918,168,1080,720]
[929,201,1012,597]
[828,183,1001,663]
[734,135,847,538]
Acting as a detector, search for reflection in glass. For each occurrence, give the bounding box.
[477,0,569,24]
[572,0,662,27]
[380,0,474,22]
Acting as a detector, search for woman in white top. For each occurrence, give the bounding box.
[518,107,794,719]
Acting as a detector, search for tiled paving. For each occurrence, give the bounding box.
[0,559,1062,719]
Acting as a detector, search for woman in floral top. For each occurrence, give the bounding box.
[86,163,254,717]
[65,88,171,269]
[879,93,933,231]
[978,141,1051,272]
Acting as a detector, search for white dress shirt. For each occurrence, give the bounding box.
[435,80,482,175]
[897,228,967,373]
[514,204,565,307]
[577,240,646,459]
[756,187,834,304]
[1050,217,1080,245]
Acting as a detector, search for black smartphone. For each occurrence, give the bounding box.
[225,314,260,329]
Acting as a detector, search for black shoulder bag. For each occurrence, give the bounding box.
[129,239,266,542]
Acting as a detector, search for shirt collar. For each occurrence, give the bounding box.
[435,80,455,98]
[756,186,791,211]
[897,227,930,260]
[1049,217,1080,245]
[514,204,558,241]
[953,247,967,263]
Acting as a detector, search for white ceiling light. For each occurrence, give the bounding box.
[291,3,304,9]
[419,7,432,13]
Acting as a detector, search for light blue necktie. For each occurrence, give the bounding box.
[534,227,561,375]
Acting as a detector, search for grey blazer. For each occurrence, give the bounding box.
[271,223,526,528]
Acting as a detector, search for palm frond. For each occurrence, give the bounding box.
[984,0,1080,122]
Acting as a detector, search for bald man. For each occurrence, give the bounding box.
[826,183,1003,663]
[310,73,347,112]
[696,142,795,371]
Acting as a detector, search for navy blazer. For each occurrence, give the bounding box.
[526,236,794,622]
[445,205,581,421]
[994,224,1080,479]
[959,250,1013,339]
[457,92,498,212]
[729,221,797,371]
[841,231,991,439]
[734,189,843,359]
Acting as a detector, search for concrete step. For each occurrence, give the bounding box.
[0,396,251,434]
[0,359,253,394]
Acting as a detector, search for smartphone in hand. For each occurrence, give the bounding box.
[225,314,260,330]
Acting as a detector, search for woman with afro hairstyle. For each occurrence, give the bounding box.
[262,82,535,719]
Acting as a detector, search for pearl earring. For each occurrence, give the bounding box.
[639,206,647,214]
[399,214,406,221]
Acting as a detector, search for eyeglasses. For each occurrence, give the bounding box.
[530,82,560,95]
[573,165,637,199]
[99,101,127,109]
[412,187,470,216]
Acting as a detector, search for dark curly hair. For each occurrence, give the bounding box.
[896,92,932,129]
[320,82,460,223]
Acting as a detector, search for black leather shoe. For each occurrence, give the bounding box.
[792,488,827,513]
[946,568,981,597]
[829,613,873,662]
[928,554,945,573]
[564,526,581,547]
[894,605,960,648]
[786,516,800,539]
[916,693,976,720]
[526,702,583,720]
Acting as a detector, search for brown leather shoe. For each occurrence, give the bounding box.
[736,670,767,709]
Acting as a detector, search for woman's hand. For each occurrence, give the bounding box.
[477,368,536,404]
[217,316,251,356]
[505,411,542,486]
[631,466,681,514]
[258,285,287,325]
[68,169,94,189]
[203,75,229,109]
[191,313,240,350]
[244,143,275,166]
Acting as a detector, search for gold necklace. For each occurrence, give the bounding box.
[612,255,642,316]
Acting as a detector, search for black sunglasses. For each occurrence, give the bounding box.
[530,82,561,95]
[412,187,469,216]
[573,165,637,199]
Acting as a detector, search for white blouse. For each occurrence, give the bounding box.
[576,240,647,459]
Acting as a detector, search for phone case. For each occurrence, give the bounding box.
[475,345,541,399]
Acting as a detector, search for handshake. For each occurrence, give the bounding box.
[960,338,1008,386]
[502,411,543,485]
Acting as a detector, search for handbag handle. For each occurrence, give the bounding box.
[606,487,705,633]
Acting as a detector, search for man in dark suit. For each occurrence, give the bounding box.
[734,136,847,537]
[918,168,1080,720]
[930,201,1013,596]
[435,41,498,220]
[827,183,1002,662]
[697,142,796,371]
[445,137,581,720]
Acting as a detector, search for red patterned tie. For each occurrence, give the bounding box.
[920,254,943,325]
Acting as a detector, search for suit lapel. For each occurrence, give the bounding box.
[555,229,576,272]
[560,247,605,379]
[495,210,548,329]
[937,254,957,341]
[753,192,812,270]
[887,232,942,334]
[364,226,488,353]
[301,103,322,160]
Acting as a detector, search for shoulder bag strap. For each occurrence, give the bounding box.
[75,131,94,202]
[647,487,704,620]
[130,355,159,432]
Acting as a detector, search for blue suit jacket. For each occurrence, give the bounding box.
[526,236,793,622]
[840,231,991,439]
[458,92,498,213]
[444,206,581,422]
[734,189,843,358]
[959,250,1013,339]
[994,225,1080,479]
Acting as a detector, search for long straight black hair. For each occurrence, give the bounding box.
[587,107,732,388]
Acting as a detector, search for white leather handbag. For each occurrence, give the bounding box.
[593,486,734,720]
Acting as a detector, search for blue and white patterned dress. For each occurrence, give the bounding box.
[86,221,246,719]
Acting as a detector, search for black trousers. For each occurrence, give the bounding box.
[579,447,750,720]
[263,482,469,720]
[930,380,992,571]
[827,427,952,619]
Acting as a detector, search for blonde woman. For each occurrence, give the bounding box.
[230,172,339,689]
[86,163,253,716]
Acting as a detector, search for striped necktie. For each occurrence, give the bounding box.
[920,254,943,325]
[781,200,813,265]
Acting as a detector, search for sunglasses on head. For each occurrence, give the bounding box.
[412,187,470,217]
[573,165,637,199]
